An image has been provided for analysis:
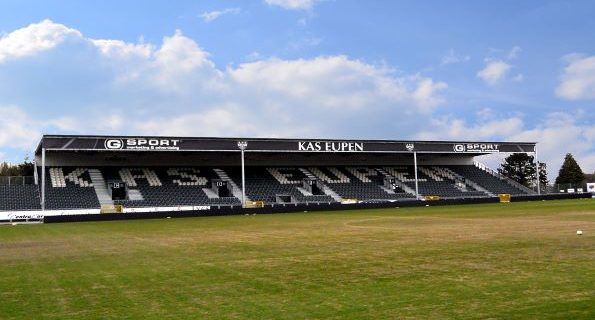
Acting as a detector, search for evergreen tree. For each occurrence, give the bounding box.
[538,161,548,187]
[555,153,585,185]
[0,157,34,176]
[498,153,537,187]
[17,156,34,176]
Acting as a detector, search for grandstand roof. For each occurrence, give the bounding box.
[35,134,536,155]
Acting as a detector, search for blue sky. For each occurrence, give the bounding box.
[0,0,594,176]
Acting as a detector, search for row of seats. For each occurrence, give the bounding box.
[1,165,533,211]
[308,167,351,184]
[447,166,528,195]
[226,167,335,203]
[103,167,240,208]
[393,166,489,198]
[45,169,99,209]
[307,167,411,201]
[49,167,92,188]
[0,185,41,211]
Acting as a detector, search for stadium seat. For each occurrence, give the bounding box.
[0,185,41,211]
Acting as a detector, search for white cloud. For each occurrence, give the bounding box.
[0,19,448,159]
[417,111,595,174]
[441,48,470,65]
[91,39,153,59]
[199,8,241,23]
[417,116,524,141]
[288,36,323,50]
[555,54,595,100]
[134,104,316,138]
[245,51,263,61]
[512,73,524,82]
[229,56,446,112]
[510,113,595,174]
[1,20,593,178]
[507,46,522,60]
[477,60,511,85]
[0,19,81,63]
[264,0,318,10]
[148,30,222,93]
[0,106,44,150]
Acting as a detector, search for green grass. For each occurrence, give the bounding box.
[1,199,594,319]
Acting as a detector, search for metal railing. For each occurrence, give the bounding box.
[0,176,36,186]
[550,183,590,194]
[473,161,536,194]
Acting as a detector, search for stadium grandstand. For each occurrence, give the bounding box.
[3,134,586,223]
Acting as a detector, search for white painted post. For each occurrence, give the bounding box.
[33,160,38,185]
[535,146,541,195]
[41,148,46,211]
[237,141,248,208]
[241,148,245,207]
[414,151,419,200]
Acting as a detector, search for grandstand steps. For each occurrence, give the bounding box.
[474,162,536,194]
[454,183,467,192]
[320,183,343,202]
[296,187,313,196]
[128,189,144,201]
[298,168,343,202]
[88,169,114,206]
[213,168,249,201]
[379,186,396,194]
[504,180,535,194]
[419,167,443,181]
[298,168,317,180]
[439,167,494,197]
[202,188,219,199]
[376,168,418,197]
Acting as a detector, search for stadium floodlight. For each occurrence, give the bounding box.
[237,141,248,150]
[413,151,419,200]
[535,145,541,195]
[237,141,248,208]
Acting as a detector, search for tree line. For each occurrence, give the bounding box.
[498,153,588,188]
[0,159,34,177]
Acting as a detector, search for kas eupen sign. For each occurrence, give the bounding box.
[298,141,364,152]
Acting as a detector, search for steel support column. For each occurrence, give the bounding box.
[41,148,46,211]
[414,151,419,199]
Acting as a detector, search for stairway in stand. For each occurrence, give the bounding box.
[88,169,114,206]
[213,168,248,201]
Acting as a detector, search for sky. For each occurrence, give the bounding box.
[0,0,594,177]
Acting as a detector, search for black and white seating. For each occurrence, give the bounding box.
[306,167,413,201]
[103,167,241,208]
[1,164,534,212]
[447,165,528,195]
[44,167,100,209]
[226,167,335,204]
[0,185,40,211]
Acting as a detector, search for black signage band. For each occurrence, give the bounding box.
[39,136,536,154]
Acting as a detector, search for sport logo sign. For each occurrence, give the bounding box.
[104,138,181,151]
[104,139,123,150]
[453,143,500,153]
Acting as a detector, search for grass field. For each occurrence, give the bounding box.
[1,199,594,319]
